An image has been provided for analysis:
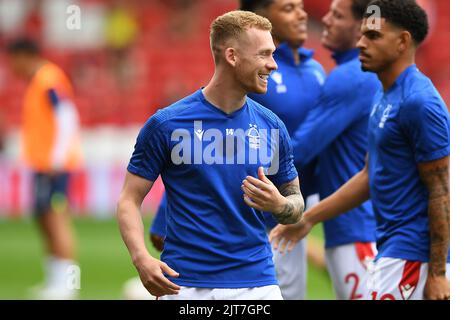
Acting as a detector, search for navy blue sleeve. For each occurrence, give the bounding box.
[269,118,298,186]
[127,113,169,181]
[399,94,450,163]
[48,88,61,109]
[291,72,375,168]
[150,192,167,237]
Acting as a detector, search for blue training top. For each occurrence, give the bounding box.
[129,89,298,288]
[291,48,379,248]
[151,44,325,234]
[368,64,450,262]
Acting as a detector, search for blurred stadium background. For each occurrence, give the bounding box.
[0,0,448,299]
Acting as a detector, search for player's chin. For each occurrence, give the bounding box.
[290,35,306,48]
[360,61,375,72]
[320,37,335,52]
[298,31,307,43]
[253,83,268,94]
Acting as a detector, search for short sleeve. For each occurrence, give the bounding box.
[127,114,169,181]
[269,118,298,186]
[39,65,74,100]
[399,95,450,163]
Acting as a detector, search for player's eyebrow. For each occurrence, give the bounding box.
[258,48,275,55]
[332,7,344,18]
[362,29,382,38]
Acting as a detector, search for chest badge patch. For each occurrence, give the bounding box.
[248,124,260,150]
[378,104,393,129]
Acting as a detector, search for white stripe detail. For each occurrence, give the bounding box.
[51,99,80,170]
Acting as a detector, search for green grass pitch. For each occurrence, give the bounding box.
[0,217,334,299]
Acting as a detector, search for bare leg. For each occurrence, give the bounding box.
[32,210,80,299]
[307,237,326,270]
[36,210,76,260]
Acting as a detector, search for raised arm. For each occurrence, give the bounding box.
[302,161,370,226]
[291,72,377,169]
[291,101,357,168]
[270,161,370,253]
[275,177,305,224]
[418,156,450,300]
[242,167,304,225]
[117,171,180,297]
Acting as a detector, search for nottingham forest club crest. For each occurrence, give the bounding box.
[248,124,260,150]
[371,103,393,129]
[169,121,280,174]
[378,104,392,129]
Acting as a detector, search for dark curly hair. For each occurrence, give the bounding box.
[239,0,274,12]
[241,0,373,20]
[364,0,429,45]
[6,37,40,55]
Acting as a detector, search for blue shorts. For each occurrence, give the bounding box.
[33,172,70,217]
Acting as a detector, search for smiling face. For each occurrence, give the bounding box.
[357,18,408,73]
[321,0,361,52]
[263,0,308,48]
[232,27,278,94]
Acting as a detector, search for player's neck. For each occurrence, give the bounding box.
[378,57,415,92]
[27,59,47,80]
[274,38,301,65]
[291,46,301,65]
[203,72,247,114]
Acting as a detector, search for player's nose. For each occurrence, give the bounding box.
[268,56,278,71]
[297,6,307,20]
[322,11,331,27]
[356,36,367,50]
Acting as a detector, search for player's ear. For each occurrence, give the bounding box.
[224,47,237,67]
[398,30,412,53]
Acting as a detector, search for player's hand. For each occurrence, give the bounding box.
[242,167,287,214]
[150,233,164,252]
[269,218,313,254]
[424,275,450,300]
[133,253,180,297]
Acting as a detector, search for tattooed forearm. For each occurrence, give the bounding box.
[418,158,450,277]
[274,179,305,225]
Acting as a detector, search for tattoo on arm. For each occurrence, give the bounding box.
[419,157,450,277]
[274,179,305,225]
